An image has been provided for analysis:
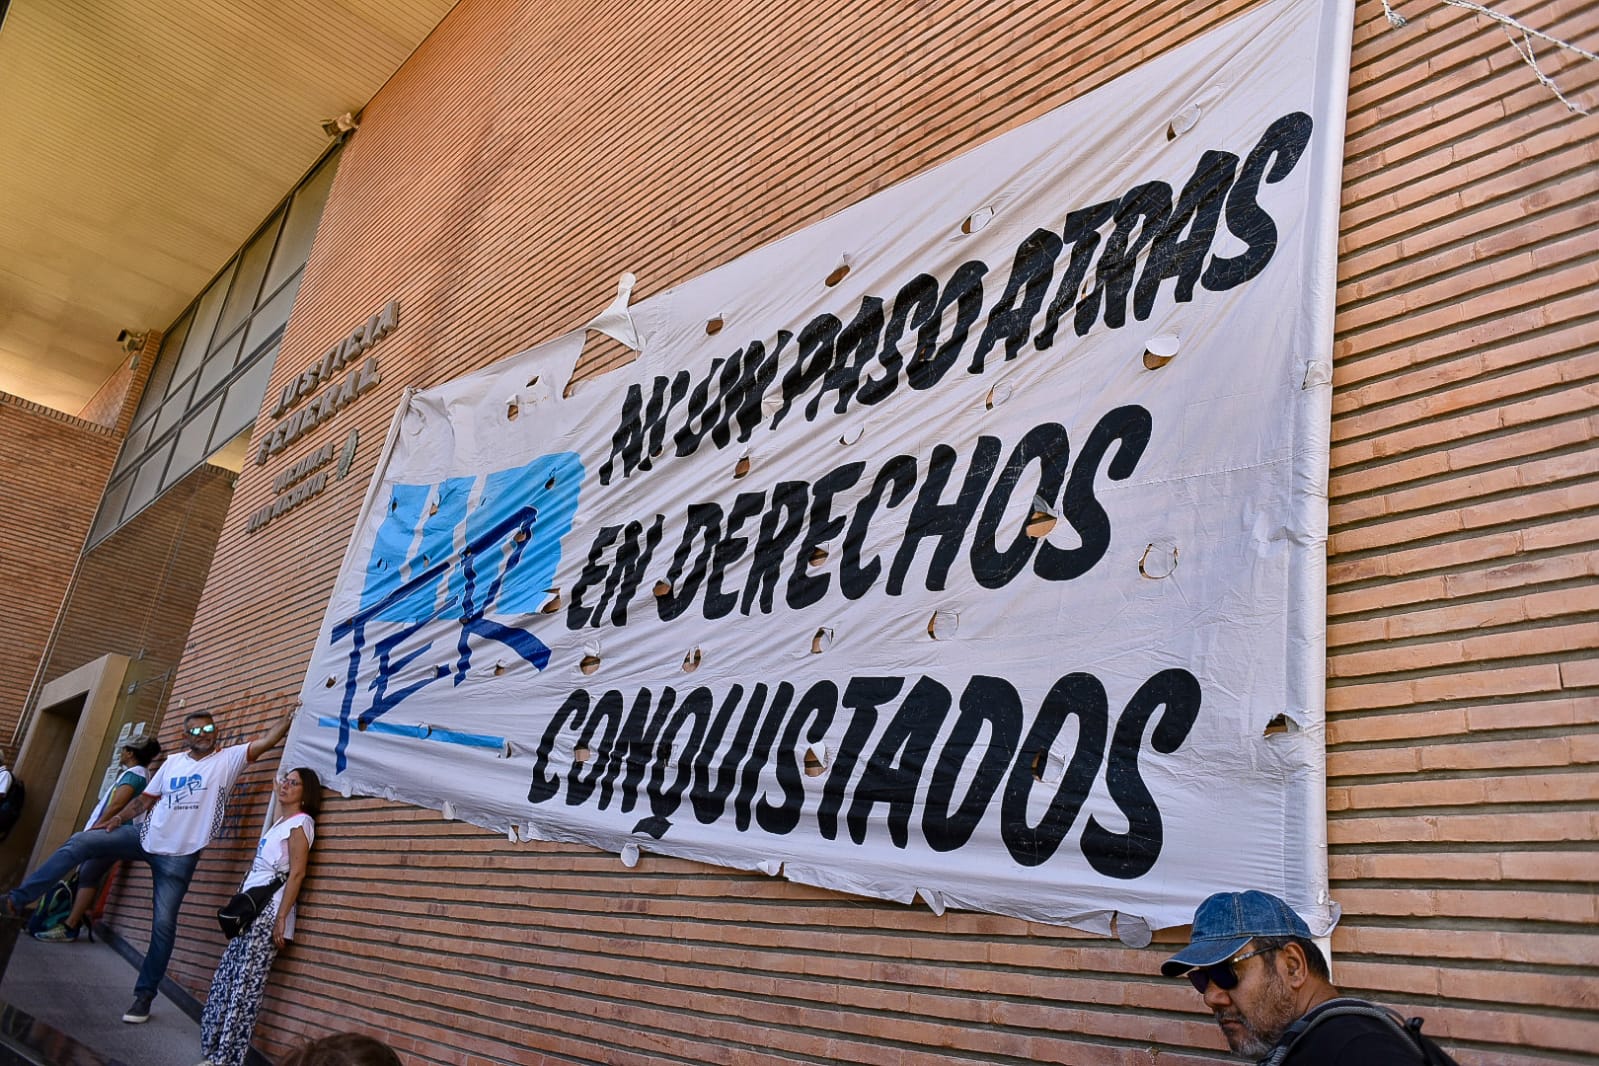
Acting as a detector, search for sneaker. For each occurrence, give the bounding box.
[33,923,78,943]
[122,994,153,1024]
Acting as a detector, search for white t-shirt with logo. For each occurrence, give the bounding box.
[140,744,251,856]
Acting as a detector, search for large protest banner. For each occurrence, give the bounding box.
[285,0,1353,936]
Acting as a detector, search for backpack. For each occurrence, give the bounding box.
[26,870,77,936]
[0,775,24,838]
[1261,998,1460,1066]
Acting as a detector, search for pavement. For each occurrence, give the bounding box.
[0,929,202,1066]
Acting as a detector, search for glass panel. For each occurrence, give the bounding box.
[124,439,175,520]
[169,266,233,396]
[195,332,244,402]
[214,210,283,342]
[242,271,301,359]
[90,474,135,544]
[133,312,190,426]
[165,394,222,488]
[113,419,153,476]
[214,340,281,446]
[151,377,191,439]
[264,150,339,293]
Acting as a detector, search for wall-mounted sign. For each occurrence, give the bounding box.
[247,429,360,534]
[255,299,397,465]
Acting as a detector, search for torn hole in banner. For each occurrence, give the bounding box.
[961,205,994,234]
[985,381,1012,409]
[1025,496,1058,539]
[682,647,702,673]
[1262,713,1302,737]
[1303,359,1333,388]
[1143,333,1179,369]
[1114,911,1153,948]
[1166,103,1202,140]
[757,859,782,876]
[838,423,864,446]
[803,742,828,777]
[927,610,958,640]
[810,627,834,654]
[579,643,602,675]
[733,454,751,479]
[824,256,851,287]
[1139,541,1179,579]
[917,888,946,916]
[441,800,455,821]
[620,843,640,868]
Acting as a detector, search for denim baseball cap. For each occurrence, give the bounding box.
[1161,890,1313,976]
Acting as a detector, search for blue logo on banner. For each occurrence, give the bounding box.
[326,452,584,771]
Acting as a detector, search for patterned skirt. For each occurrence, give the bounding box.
[200,897,280,1066]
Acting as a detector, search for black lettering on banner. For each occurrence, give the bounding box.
[1081,668,1202,879]
[568,525,619,629]
[741,482,809,615]
[970,422,1072,589]
[673,357,730,458]
[1203,111,1314,291]
[818,676,904,840]
[811,298,885,419]
[922,675,1023,852]
[713,335,788,450]
[907,260,987,391]
[637,685,716,838]
[609,687,678,814]
[598,370,690,485]
[887,438,1002,595]
[732,682,796,832]
[1135,150,1238,319]
[1037,405,1152,581]
[655,504,723,622]
[589,516,664,628]
[1078,181,1173,335]
[846,676,952,848]
[568,689,626,806]
[770,314,840,431]
[1035,201,1117,350]
[758,680,837,835]
[689,684,768,824]
[705,491,767,620]
[1000,672,1108,867]
[970,228,1063,373]
[787,462,866,610]
[839,455,918,600]
[858,275,938,406]
[528,689,588,804]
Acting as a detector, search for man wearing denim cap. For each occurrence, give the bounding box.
[1163,890,1422,1064]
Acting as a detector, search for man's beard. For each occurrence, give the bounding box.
[1214,968,1298,1059]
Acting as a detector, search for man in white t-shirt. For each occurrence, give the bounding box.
[3,706,295,1024]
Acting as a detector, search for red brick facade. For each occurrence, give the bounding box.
[103,1,1598,1063]
[0,395,121,742]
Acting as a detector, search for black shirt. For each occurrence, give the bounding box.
[1268,1002,1426,1066]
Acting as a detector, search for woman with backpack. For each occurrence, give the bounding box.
[34,735,162,942]
[198,765,322,1066]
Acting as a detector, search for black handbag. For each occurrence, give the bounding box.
[217,876,285,939]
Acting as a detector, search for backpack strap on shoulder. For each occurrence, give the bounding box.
[1256,998,1427,1066]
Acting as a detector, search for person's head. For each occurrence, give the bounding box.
[279,1032,402,1066]
[182,711,219,755]
[1162,891,1334,1058]
[278,766,323,818]
[123,736,161,767]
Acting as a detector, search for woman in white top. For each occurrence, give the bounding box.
[199,766,321,1066]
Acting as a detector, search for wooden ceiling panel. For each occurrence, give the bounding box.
[0,0,457,414]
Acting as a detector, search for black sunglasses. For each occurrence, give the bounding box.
[185,723,217,736]
[1186,945,1278,994]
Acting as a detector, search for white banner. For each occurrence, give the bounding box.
[286,0,1352,936]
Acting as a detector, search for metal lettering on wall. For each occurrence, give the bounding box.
[255,299,397,465]
[247,429,360,534]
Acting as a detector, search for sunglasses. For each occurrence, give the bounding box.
[1186,945,1278,994]
[185,723,218,736]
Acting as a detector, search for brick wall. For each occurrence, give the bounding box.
[0,395,121,744]
[138,0,1597,1063]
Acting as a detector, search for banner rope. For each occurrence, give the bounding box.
[1381,0,1597,114]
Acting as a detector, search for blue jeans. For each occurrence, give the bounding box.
[9,823,202,997]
